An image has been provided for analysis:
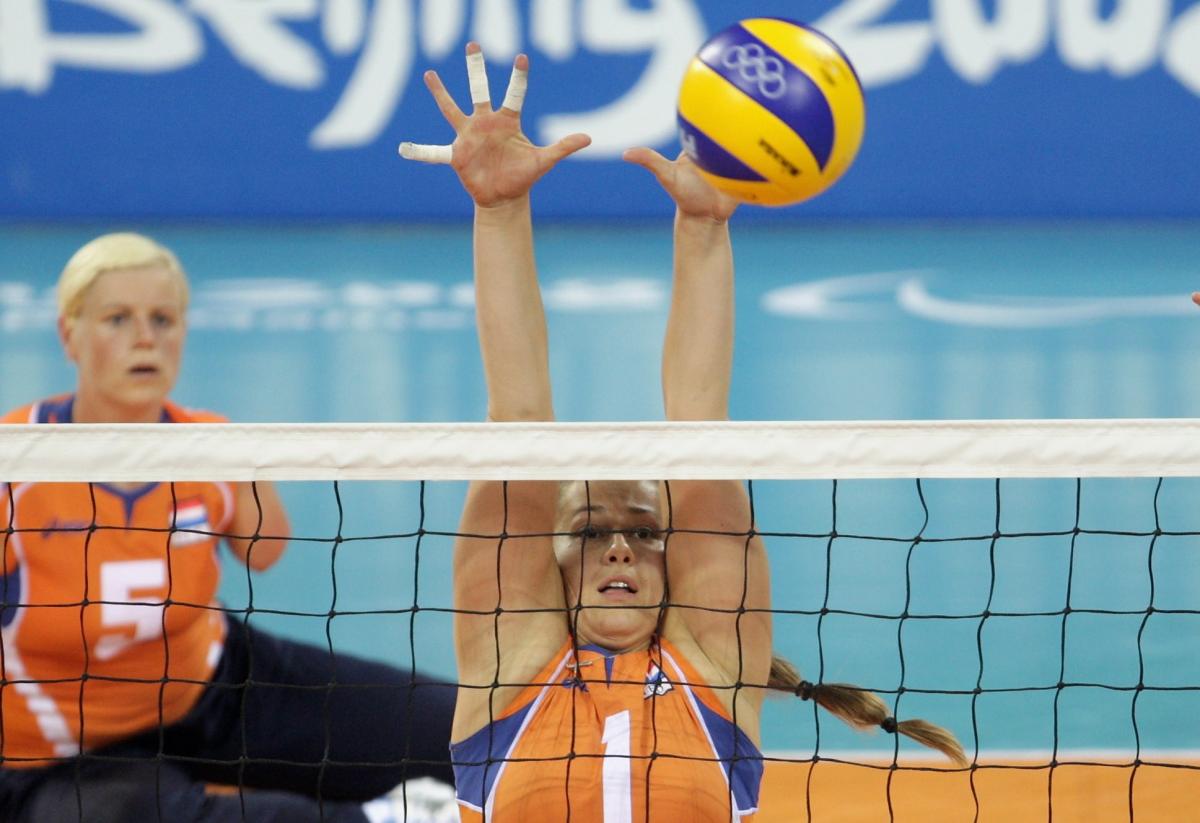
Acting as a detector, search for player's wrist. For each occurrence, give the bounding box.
[675,208,731,231]
[475,194,532,221]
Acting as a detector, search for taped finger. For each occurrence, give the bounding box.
[399,142,453,164]
[466,49,490,108]
[501,63,528,114]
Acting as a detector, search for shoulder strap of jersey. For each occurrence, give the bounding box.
[656,636,734,720]
[162,399,228,424]
[0,395,72,424]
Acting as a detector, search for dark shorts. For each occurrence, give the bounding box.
[0,616,456,822]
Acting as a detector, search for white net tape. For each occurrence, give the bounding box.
[3,418,1200,482]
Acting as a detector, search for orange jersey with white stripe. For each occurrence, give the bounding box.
[1,395,233,767]
[452,637,762,823]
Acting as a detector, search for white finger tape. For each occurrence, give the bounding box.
[399,142,453,164]
[467,50,490,106]
[501,66,528,113]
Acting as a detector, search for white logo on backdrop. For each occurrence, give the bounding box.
[761,272,1195,328]
[0,0,1197,156]
[818,0,1200,91]
[2,273,1191,333]
[0,0,707,155]
[0,276,667,334]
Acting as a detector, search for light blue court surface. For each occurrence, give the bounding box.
[3,221,1200,760]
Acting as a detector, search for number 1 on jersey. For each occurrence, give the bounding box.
[602,709,633,823]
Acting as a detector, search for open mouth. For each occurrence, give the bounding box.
[599,579,638,595]
[129,365,159,375]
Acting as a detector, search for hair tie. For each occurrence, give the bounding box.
[880,716,898,734]
[794,680,814,701]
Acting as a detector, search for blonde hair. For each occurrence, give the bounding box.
[58,233,189,321]
[768,656,968,766]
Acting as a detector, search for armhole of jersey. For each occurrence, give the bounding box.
[2,484,33,617]
[1,481,33,560]
[2,502,18,576]
[657,637,726,715]
[452,644,575,813]
[659,642,764,816]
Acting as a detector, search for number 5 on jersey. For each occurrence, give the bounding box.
[93,559,167,661]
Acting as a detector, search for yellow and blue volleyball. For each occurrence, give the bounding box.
[677,18,865,206]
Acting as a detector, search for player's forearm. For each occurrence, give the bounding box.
[228,481,290,571]
[474,195,554,421]
[662,210,733,421]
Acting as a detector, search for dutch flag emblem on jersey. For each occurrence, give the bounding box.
[170,498,211,547]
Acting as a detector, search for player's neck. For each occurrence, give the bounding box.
[572,633,654,657]
[71,390,163,424]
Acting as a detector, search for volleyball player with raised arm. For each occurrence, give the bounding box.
[401,45,965,823]
[0,233,455,823]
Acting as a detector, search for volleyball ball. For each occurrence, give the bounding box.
[677,18,865,206]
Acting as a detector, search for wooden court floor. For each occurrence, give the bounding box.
[757,758,1200,822]
[204,756,1197,820]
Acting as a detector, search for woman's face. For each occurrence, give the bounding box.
[61,264,186,422]
[554,480,667,652]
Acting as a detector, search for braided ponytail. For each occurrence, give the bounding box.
[768,656,967,767]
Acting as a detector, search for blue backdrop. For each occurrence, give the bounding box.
[3,0,1200,220]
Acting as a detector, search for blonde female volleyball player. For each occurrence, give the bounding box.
[402,44,965,823]
[0,233,455,823]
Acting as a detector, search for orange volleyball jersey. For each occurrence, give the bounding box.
[1,395,233,766]
[452,637,763,823]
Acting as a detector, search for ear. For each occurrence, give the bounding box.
[58,315,79,364]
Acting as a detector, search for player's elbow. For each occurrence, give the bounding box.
[232,535,288,572]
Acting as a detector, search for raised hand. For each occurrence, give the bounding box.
[623,148,740,223]
[400,43,591,208]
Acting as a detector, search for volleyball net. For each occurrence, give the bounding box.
[3,419,1200,821]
